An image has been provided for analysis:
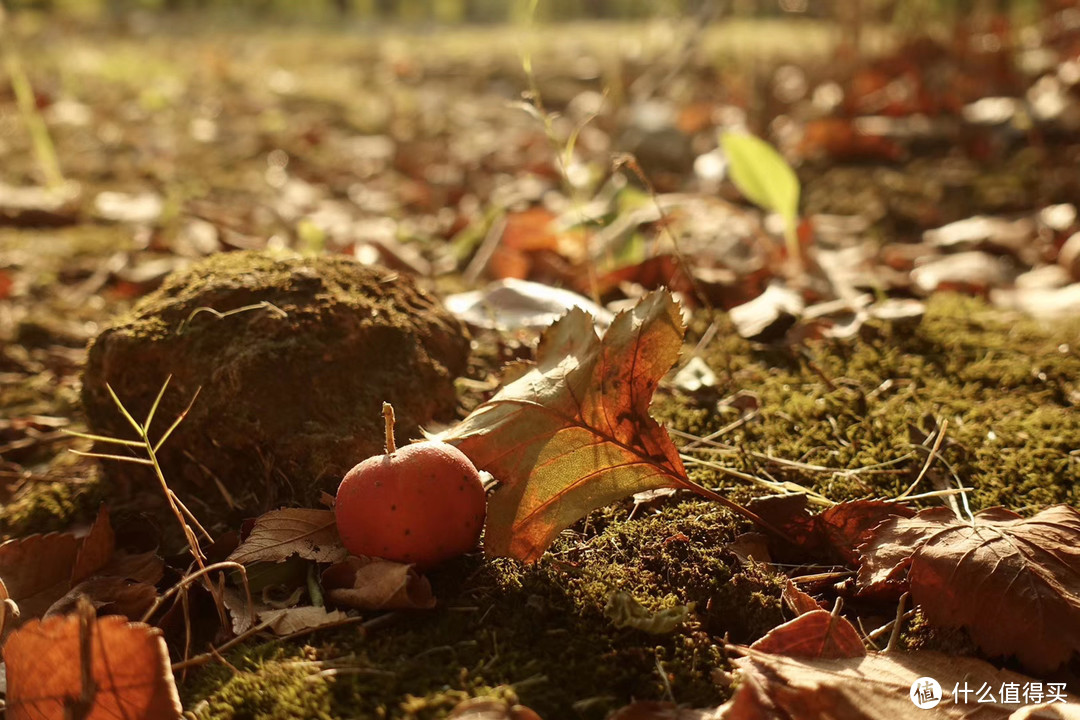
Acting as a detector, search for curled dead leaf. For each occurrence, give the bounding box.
[781,579,825,616]
[321,556,435,611]
[0,531,80,621]
[71,506,115,585]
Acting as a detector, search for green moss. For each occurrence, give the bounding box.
[899,611,979,657]
[183,502,781,719]
[187,648,334,720]
[659,294,1080,512]
[0,458,106,538]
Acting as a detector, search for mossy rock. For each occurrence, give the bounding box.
[81,250,470,515]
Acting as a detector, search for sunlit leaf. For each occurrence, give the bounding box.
[443,291,694,562]
[4,613,182,720]
[720,131,800,256]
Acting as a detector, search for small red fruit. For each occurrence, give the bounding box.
[334,402,486,568]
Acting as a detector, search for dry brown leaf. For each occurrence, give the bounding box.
[45,577,158,620]
[257,605,349,636]
[4,611,182,720]
[608,702,723,720]
[71,506,115,585]
[444,291,709,562]
[227,508,349,565]
[781,579,825,616]
[729,532,773,568]
[857,505,1080,672]
[749,608,866,660]
[321,556,435,610]
[447,697,544,719]
[99,550,165,585]
[749,495,914,565]
[0,532,80,621]
[723,646,1079,720]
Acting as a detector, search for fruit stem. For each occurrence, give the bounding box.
[382,402,397,454]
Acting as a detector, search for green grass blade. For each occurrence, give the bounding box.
[106,383,145,438]
[144,375,173,435]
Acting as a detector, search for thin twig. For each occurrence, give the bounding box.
[899,418,948,500]
[142,561,253,626]
[884,592,909,652]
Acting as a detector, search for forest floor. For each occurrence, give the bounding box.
[1,12,1079,720]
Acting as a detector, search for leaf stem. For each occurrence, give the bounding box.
[683,481,796,546]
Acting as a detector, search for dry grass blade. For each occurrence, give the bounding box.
[153,387,201,455]
[64,379,237,633]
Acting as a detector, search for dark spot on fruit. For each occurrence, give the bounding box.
[382,545,389,552]
[374,481,382,488]
[390,504,396,511]
[459,485,464,491]
[404,529,411,536]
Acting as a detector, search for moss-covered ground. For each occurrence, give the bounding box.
[170,294,1079,719]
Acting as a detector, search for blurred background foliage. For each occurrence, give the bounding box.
[0,0,1050,26]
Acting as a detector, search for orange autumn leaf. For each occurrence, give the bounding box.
[443,291,696,562]
[4,611,182,720]
[749,608,866,660]
[501,208,560,252]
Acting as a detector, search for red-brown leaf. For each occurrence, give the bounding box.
[443,291,692,562]
[749,495,914,565]
[750,609,866,660]
[857,505,1080,673]
[725,646,1079,720]
[4,612,182,720]
[71,506,115,585]
[0,532,80,620]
